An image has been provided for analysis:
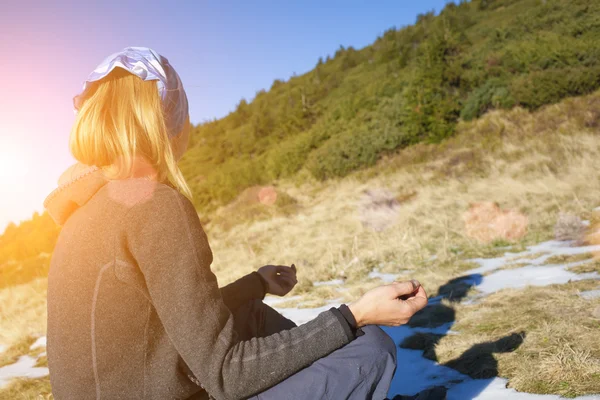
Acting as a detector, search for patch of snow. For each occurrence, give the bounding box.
[272,299,343,325]
[0,355,48,388]
[262,295,302,307]
[477,266,598,294]
[582,220,591,227]
[368,269,399,283]
[448,377,600,399]
[580,289,600,300]
[465,240,600,295]
[470,240,600,275]
[30,336,46,350]
[467,257,511,275]
[313,279,345,287]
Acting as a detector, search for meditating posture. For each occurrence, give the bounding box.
[44,47,428,400]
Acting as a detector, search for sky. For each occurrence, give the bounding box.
[0,0,454,232]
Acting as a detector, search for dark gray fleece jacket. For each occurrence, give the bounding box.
[43,167,355,400]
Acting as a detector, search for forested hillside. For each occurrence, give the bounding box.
[178,0,600,212]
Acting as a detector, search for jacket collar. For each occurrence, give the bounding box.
[44,164,109,226]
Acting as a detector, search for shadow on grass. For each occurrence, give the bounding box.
[386,274,526,400]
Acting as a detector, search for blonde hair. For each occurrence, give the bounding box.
[69,67,192,199]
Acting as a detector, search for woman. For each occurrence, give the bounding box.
[44,47,428,400]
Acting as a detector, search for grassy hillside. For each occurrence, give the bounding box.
[179,0,600,213]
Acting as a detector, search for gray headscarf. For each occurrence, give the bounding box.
[73,46,189,139]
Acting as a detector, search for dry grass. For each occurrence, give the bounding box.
[493,253,597,273]
[34,355,47,369]
[569,259,600,274]
[426,280,600,397]
[0,280,48,398]
[0,279,47,347]
[544,253,595,265]
[0,336,43,369]
[0,377,52,400]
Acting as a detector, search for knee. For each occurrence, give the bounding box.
[360,325,397,365]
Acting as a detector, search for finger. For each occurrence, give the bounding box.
[390,280,421,298]
[399,283,426,300]
[412,285,427,299]
[405,288,428,312]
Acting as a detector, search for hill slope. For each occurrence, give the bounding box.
[179,0,600,213]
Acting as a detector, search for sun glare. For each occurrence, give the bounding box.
[0,137,30,185]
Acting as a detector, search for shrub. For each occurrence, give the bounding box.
[461,78,515,120]
[191,158,267,211]
[264,130,326,180]
[511,67,600,110]
[305,126,409,180]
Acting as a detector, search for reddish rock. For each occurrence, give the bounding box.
[258,186,278,206]
[463,201,528,243]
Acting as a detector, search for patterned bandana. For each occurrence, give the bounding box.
[72,46,189,138]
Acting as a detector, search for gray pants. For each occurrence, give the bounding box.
[233,300,397,400]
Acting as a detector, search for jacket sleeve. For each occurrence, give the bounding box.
[123,187,355,400]
[220,272,266,311]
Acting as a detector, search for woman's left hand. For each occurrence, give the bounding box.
[257,264,298,296]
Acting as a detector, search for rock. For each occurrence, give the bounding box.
[358,188,403,232]
[592,306,600,319]
[554,213,585,242]
[463,202,528,244]
[229,185,279,206]
[258,186,277,205]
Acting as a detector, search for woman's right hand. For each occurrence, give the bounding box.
[348,280,428,327]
